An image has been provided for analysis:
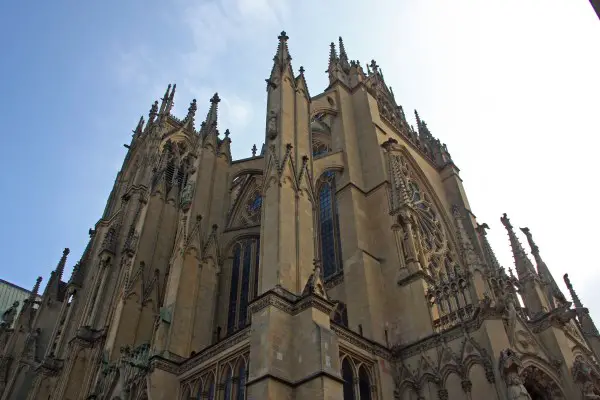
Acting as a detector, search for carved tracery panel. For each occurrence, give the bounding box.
[387,151,449,276]
[227,174,263,228]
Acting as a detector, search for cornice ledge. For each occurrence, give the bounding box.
[178,327,251,375]
[331,323,391,361]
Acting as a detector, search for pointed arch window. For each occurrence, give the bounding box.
[342,358,355,400]
[235,360,247,400]
[222,367,233,400]
[340,356,377,400]
[317,171,343,279]
[227,238,260,334]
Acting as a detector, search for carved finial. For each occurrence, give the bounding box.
[187,99,197,117]
[272,30,292,71]
[204,93,220,132]
[133,116,145,135]
[369,59,379,74]
[30,276,42,302]
[159,84,171,115]
[338,36,348,60]
[148,100,159,124]
[520,226,567,305]
[564,274,583,309]
[168,83,176,111]
[55,248,70,282]
[501,213,536,279]
[299,66,305,75]
[251,144,257,157]
[224,129,230,139]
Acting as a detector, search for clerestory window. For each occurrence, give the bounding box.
[317,171,343,279]
[227,238,260,334]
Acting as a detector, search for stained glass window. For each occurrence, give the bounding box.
[223,368,233,400]
[317,171,343,279]
[227,244,241,335]
[342,359,355,400]
[358,367,372,400]
[227,239,260,334]
[237,362,247,400]
[238,241,252,329]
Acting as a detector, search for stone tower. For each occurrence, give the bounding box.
[1,32,599,400]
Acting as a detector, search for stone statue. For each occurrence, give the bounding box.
[1,301,19,327]
[583,381,600,399]
[499,348,532,400]
[180,180,194,211]
[267,110,278,140]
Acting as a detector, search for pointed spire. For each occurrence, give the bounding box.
[500,213,537,279]
[55,248,70,282]
[520,227,567,304]
[452,206,483,269]
[338,36,350,73]
[133,116,145,136]
[205,93,220,128]
[159,84,171,115]
[28,276,42,304]
[338,36,348,62]
[274,31,292,67]
[476,223,502,271]
[148,100,159,125]
[184,99,197,129]
[414,110,422,127]
[166,83,176,114]
[563,274,583,309]
[329,42,338,66]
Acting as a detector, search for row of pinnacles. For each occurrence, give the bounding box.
[0,31,599,399]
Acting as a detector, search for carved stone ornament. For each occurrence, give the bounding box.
[1,301,18,327]
[180,180,194,211]
[267,110,278,140]
[498,348,532,400]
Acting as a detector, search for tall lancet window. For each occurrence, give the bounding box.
[227,238,260,334]
[317,171,343,279]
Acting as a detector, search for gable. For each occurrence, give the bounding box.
[226,174,263,228]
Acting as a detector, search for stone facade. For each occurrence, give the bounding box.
[1,32,599,400]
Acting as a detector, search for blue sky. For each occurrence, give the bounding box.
[1,1,599,322]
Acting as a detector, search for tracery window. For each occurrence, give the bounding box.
[340,356,376,400]
[312,140,331,157]
[317,171,343,279]
[227,238,260,334]
[227,174,263,228]
[332,302,348,327]
[194,374,215,400]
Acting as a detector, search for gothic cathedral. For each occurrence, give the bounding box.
[1,32,599,400]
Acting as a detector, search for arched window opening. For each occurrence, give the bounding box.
[236,361,247,400]
[312,140,331,157]
[203,375,215,400]
[342,358,356,400]
[227,238,261,334]
[358,367,372,400]
[317,171,343,280]
[333,302,348,327]
[223,368,233,400]
[227,244,241,335]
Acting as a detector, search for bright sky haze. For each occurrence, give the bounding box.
[1,1,599,320]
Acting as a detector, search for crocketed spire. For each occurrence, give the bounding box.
[500,213,537,279]
[520,227,567,305]
[476,223,502,271]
